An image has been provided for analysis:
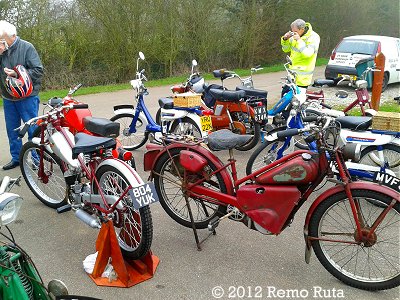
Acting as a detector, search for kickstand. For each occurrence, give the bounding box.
[183,173,216,251]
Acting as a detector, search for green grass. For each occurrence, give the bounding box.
[0,58,329,106]
[335,101,400,115]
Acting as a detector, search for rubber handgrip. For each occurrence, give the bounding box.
[302,116,319,123]
[276,128,300,138]
[72,104,89,109]
[18,124,29,138]
[321,102,332,109]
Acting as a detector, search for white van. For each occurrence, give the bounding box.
[325,35,400,90]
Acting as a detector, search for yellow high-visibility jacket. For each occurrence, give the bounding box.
[281,22,320,86]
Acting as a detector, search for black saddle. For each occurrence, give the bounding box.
[207,129,252,151]
[235,86,268,99]
[159,97,174,109]
[335,116,372,131]
[72,133,116,159]
[313,79,335,87]
[83,117,120,138]
[212,69,234,81]
[208,89,246,102]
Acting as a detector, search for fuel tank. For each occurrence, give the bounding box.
[63,102,92,132]
[255,152,319,185]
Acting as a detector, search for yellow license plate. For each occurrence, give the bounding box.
[200,116,213,132]
[338,74,357,81]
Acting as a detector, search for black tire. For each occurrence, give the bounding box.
[309,190,400,290]
[359,144,400,178]
[155,108,161,125]
[110,113,148,150]
[170,117,202,138]
[233,114,260,151]
[19,142,68,208]
[381,72,389,92]
[94,165,153,260]
[153,147,227,229]
[245,128,288,175]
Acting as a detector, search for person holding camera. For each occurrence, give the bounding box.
[281,19,320,88]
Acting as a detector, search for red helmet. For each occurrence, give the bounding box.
[5,65,33,98]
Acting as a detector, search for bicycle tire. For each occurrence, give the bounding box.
[309,190,400,290]
[359,144,400,178]
[110,113,148,150]
[170,117,202,138]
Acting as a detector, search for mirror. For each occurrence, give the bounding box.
[192,59,198,67]
[335,90,349,99]
[139,51,145,60]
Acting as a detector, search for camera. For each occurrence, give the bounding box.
[289,31,295,36]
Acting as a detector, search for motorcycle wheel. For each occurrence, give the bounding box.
[359,144,400,178]
[110,113,148,150]
[309,190,400,290]
[94,165,153,260]
[232,114,260,151]
[170,117,202,138]
[245,132,288,175]
[155,108,162,125]
[19,141,68,208]
[153,147,227,229]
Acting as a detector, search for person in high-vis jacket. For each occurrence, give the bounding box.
[281,19,320,88]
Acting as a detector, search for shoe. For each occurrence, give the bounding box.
[2,160,19,170]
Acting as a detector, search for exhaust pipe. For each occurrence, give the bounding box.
[75,209,101,229]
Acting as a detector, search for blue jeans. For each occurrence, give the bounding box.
[3,96,40,162]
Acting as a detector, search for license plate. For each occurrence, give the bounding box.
[129,183,159,209]
[254,106,267,122]
[200,115,213,132]
[373,172,400,192]
[338,73,357,81]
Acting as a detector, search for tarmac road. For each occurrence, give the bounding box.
[0,66,399,300]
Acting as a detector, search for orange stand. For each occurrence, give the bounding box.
[88,221,159,287]
[371,52,385,111]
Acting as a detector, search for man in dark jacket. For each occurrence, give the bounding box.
[0,20,43,170]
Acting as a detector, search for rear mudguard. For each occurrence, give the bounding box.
[303,181,400,263]
[143,143,234,195]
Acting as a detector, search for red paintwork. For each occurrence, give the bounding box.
[210,100,254,129]
[63,99,92,133]
[303,181,400,230]
[237,185,301,234]
[255,154,319,185]
[179,150,208,173]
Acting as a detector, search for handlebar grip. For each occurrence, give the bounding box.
[72,104,89,109]
[276,128,300,138]
[302,116,319,123]
[18,123,30,138]
[320,102,332,109]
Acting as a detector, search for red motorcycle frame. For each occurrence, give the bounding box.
[144,122,400,291]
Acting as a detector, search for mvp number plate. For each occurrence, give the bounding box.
[374,172,400,193]
[129,183,159,209]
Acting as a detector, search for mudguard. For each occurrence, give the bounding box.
[304,181,400,231]
[144,143,234,195]
[96,158,144,188]
[303,181,399,263]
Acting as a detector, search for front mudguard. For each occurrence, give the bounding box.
[143,142,234,196]
[303,181,400,263]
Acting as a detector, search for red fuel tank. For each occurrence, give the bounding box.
[255,152,319,185]
[63,105,92,133]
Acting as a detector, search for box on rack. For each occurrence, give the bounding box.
[173,92,202,107]
[371,111,400,132]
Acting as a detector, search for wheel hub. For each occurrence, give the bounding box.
[122,128,131,136]
[354,228,377,247]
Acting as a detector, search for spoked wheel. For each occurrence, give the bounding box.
[153,148,227,229]
[246,137,290,175]
[359,144,400,178]
[95,165,153,260]
[232,113,260,151]
[309,190,400,290]
[19,142,68,208]
[110,113,148,150]
[170,117,202,138]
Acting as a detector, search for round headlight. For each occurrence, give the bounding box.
[0,193,23,225]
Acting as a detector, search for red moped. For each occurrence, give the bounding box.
[144,117,400,291]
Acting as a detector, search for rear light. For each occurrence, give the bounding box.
[330,51,336,60]
[117,147,133,161]
[202,109,214,116]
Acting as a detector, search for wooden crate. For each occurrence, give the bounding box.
[372,111,400,132]
[173,92,202,107]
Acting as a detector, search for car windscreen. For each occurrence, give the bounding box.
[336,39,378,55]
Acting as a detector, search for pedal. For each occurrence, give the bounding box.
[57,204,72,213]
[207,216,220,232]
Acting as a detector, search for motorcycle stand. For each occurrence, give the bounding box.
[88,220,159,287]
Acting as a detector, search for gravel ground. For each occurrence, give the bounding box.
[308,82,400,108]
